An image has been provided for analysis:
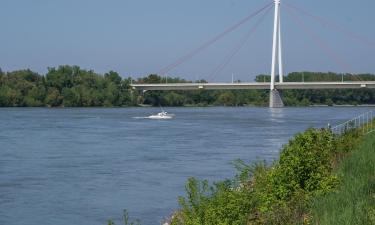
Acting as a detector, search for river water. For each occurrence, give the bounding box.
[0,107,372,225]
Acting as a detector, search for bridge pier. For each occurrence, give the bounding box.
[269,0,284,108]
[269,89,284,108]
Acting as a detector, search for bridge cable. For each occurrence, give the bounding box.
[205,6,273,82]
[284,2,375,49]
[284,5,362,81]
[157,2,273,76]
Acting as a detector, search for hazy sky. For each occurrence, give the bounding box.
[1,0,374,81]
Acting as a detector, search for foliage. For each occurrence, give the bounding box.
[253,129,340,224]
[310,132,375,225]
[0,66,135,107]
[1,68,374,107]
[173,177,256,225]
[173,127,365,225]
[140,72,375,107]
[107,210,140,225]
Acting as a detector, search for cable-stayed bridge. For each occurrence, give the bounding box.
[131,82,375,91]
[131,0,375,107]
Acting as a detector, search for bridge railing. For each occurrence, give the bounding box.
[331,110,375,136]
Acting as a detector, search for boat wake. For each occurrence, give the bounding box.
[133,111,175,120]
[132,115,174,120]
[133,106,175,120]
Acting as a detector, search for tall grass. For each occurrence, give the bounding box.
[171,128,348,225]
[310,132,375,225]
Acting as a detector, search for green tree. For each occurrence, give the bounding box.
[45,87,63,106]
[0,86,21,106]
[105,71,122,84]
[164,92,185,106]
[216,92,236,106]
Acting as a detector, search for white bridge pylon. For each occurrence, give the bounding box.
[270,0,283,90]
[130,1,375,107]
[269,0,285,108]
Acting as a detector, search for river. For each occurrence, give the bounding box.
[0,107,372,225]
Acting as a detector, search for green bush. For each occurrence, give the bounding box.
[173,177,257,225]
[310,132,375,225]
[262,129,338,201]
[110,124,369,225]
[251,129,340,224]
[173,127,365,225]
[107,210,140,225]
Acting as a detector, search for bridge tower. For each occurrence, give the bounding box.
[269,0,285,108]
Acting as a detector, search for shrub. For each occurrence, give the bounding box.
[310,132,375,225]
[173,176,257,225]
[251,129,341,224]
[154,127,366,225]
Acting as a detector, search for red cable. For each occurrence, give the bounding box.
[157,2,273,75]
[284,2,375,49]
[206,6,273,82]
[285,6,361,81]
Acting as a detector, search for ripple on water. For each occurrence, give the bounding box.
[0,107,372,225]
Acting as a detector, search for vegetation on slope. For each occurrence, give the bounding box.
[310,131,375,225]
[1,66,375,107]
[171,126,370,225]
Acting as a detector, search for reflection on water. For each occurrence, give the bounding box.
[0,107,372,225]
[269,108,286,123]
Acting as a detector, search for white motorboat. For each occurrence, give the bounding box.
[148,111,174,119]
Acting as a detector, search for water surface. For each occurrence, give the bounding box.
[0,107,372,225]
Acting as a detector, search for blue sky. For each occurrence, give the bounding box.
[0,0,374,81]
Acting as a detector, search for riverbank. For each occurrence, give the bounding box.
[166,121,374,225]
[310,131,375,225]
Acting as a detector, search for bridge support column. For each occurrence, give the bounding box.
[269,0,284,107]
[269,89,284,108]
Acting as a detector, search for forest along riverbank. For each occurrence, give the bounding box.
[1,66,375,107]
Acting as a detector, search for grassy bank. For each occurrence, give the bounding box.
[169,126,373,225]
[310,132,375,225]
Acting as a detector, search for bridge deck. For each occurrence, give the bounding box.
[131,82,375,91]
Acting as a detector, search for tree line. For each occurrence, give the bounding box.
[140,72,375,106]
[0,66,374,107]
[0,66,135,107]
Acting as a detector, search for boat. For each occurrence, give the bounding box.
[147,110,174,119]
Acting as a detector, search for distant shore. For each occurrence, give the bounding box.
[1,104,375,108]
